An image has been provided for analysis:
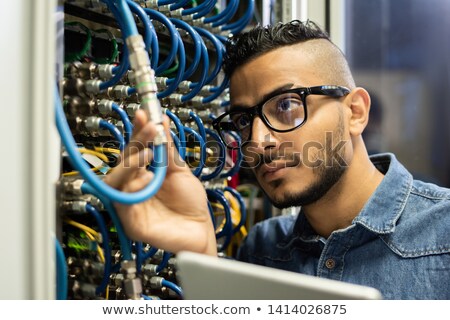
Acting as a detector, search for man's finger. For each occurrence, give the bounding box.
[122,171,154,193]
[105,148,153,189]
[122,119,159,161]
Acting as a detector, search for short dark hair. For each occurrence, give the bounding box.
[223,20,330,78]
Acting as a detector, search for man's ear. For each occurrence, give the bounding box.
[346,87,371,136]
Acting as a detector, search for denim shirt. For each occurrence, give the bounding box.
[236,153,450,299]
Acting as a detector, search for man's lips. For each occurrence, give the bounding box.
[257,161,298,177]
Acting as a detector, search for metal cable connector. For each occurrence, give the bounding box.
[192,17,205,27]
[141,0,158,9]
[191,96,205,108]
[181,13,194,22]
[178,80,192,93]
[171,8,183,19]
[97,99,113,115]
[154,125,168,145]
[98,64,114,80]
[121,260,143,300]
[149,276,164,289]
[85,117,101,132]
[85,80,102,94]
[61,200,88,213]
[168,94,183,106]
[62,179,84,196]
[126,35,164,129]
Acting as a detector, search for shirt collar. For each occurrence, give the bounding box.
[352,152,413,234]
[287,152,413,246]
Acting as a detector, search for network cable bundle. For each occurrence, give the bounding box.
[55,0,255,300]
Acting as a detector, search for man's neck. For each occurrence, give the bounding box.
[302,151,384,239]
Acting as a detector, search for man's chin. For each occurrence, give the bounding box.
[260,185,298,209]
[268,193,310,209]
[270,199,294,210]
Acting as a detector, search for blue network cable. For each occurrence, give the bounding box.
[215,34,228,44]
[99,1,138,91]
[157,35,186,99]
[142,247,159,261]
[200,128,226,181]
[181,43,208,101]
[220,130,242,178]
[144,8,179,75]
[109,0,138,38]
[202,76,229,103]
[206,189,232,251]
[158,0,178,5]
[165,109,186,159]
[56,85,167,205]
[135,241,143,274]
[85,203,112,294]
[192,0,217,19]
[183,0,215,16]
[169,0,190,10]
[207,200,216,229]
[224,187,247,234]
[55,238,68,300]
[220,99,230,107]
[193,27,223,85]
[156,251,172,273]
[142,294,154,300]
[171,130,182,156]
[170,19,209,102]
[205,0,238,26]
[99,119,125,151]
[101,43,129,90]
[111,102,133,144]
[170,19,202,80]
[189,110,206,142]
[183,126,206,177]
[99,2,130,91]
[126,0,159,68]
[161,279,183,297]
[222,0,255,34]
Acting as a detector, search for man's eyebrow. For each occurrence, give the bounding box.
[231,83,295,110]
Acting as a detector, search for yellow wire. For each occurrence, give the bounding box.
[208,187,250,256]
[62,166,103,176]
[78,148,109,162]
[64,218,105,263]
[62,148,110,176]
[94,147,121,154]
[65,218,100,239]
[225,191,241,228]
[224,190,248,236]
[186,148,217,166]
[210,202,225,211]
[185,146,214,156]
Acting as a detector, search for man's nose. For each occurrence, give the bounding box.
[249,117,278,153]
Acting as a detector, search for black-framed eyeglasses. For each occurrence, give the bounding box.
[212,85,350,149]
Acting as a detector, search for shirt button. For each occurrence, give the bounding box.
[325,258,336,269]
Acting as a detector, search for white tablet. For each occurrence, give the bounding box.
[176,251,383,300]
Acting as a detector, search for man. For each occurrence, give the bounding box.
[106,20,450,299]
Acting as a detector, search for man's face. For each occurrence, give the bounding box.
[229,44,352,208]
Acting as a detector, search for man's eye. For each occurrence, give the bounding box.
[276,98,302,112]
[233,114,251,129]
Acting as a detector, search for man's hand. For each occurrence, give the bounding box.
[105,110,217,256]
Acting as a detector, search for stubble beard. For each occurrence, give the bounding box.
[262,119,348,209]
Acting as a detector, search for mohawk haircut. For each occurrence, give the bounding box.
[223,20,330,78]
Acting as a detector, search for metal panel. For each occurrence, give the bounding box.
[0,0,58,299]
[330,0,346,53]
